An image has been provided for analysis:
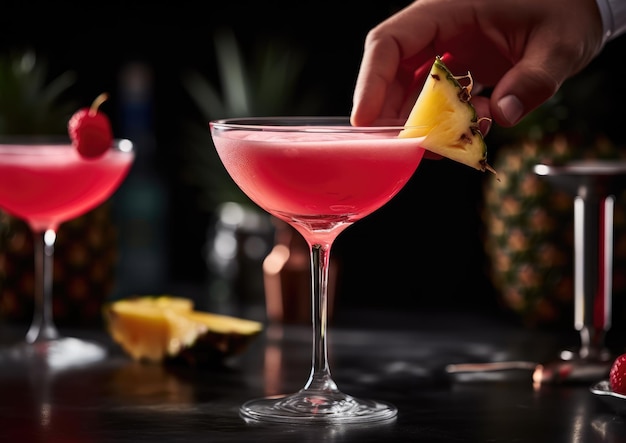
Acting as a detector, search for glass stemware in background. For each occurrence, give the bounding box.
[532,160,626,380]
[0,137,134,368]
[210,117,425,424]
[446,160,626,384]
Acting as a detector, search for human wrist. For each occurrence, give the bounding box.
[596,0,626,43]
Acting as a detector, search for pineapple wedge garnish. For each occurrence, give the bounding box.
[105,295,263,364]
[399,55,495,174]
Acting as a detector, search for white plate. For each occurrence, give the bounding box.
[590,380,626,415]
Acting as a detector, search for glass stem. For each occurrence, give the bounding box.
[573,194,612,361]
[26,229,60,344]
[303,242,338,393]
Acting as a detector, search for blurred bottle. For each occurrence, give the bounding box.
[111,62,169,298]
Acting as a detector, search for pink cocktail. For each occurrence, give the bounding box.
[210,117,424,424]
[0,138,134,366]
[0,142,134,232]
[214,130,422,241]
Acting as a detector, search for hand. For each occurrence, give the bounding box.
[350,0,605,130]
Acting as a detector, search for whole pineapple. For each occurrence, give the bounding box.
[0,51,119,328]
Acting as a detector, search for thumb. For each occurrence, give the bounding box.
[490,51,571,127]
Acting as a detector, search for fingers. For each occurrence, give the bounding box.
[489,36,595,126]
[351,4,439,126]
[350,36,402,126]
[490,64,560,127]
[352,0,604,129]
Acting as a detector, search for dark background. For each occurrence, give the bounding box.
[2,1,625,322]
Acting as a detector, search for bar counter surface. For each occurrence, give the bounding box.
[0,309,624,442]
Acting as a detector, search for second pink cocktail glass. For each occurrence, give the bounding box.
[0,137,134,368]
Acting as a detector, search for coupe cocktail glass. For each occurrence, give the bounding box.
[0,137,134,367]
[210,117,425,424]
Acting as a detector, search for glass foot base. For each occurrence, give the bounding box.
[1,336,107,370]
[240,390,397,424]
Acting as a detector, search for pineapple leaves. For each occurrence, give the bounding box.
[0,51,77,135]
[181,27,313,119]
[213,27,249,117]
[180,28,321,211]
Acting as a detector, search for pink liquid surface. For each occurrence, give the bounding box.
[0,144,134,232]
[213,130,424,238]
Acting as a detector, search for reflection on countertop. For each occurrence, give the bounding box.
[0,309,624,442]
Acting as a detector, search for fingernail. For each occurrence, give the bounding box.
[498,95,523,125]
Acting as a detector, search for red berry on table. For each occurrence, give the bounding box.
[609,353,626,395]
[68,93,113,159]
